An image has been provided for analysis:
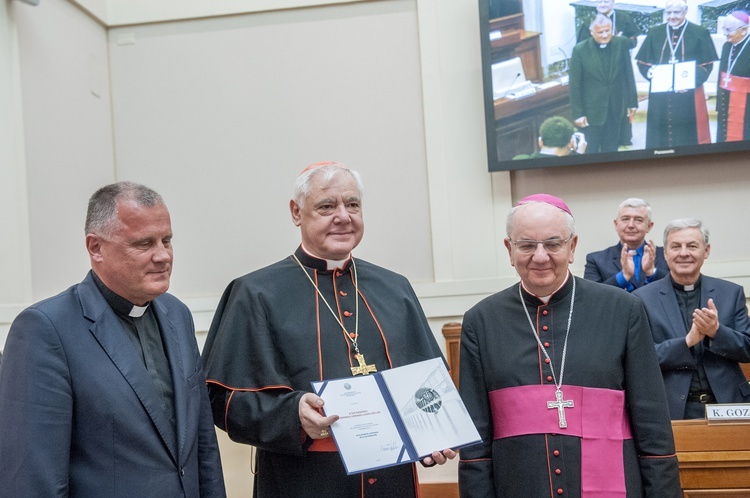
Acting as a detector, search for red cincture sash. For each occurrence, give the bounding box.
[489,385,632,497]
[694,86,711,144]
[719,71,750,141]
[309,437,338,452]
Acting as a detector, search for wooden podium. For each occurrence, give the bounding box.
[672,419,750,496]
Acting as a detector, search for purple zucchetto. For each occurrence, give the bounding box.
[516,193,573,217]
[730,10,749,26]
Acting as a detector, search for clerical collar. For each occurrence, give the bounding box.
[670,21,686,32]
[295,245,352,272]
[521,272,572,305]
[670,274,701,292]
[91,271,150,318]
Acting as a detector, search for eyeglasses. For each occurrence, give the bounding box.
[509,234,574,254]
[722,26,745,34]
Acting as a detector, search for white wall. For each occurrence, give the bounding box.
[106,0,435,298]
[12,0,115,301]
[0,0,32,344]
[4,0,750,344]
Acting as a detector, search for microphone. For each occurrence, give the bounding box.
[503,73,522,98]
[558,47,570,84]
[558,47,569,73]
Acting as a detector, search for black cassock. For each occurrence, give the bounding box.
[201,246,443,498]
[458,276,682,498]
[716,36,750,142]
[636,22,717,149]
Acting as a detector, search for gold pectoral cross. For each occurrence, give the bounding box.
[547,389,574,428]
[351,353,377,376]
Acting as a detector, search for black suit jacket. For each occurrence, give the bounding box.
[584,242,669,290]
[0,272,225,497]
[634,275,750,418]
[569,35,638,126]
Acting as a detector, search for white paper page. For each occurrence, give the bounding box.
[380,358,481,457]
[650,64,675,93]
[312,375,408,474]
[674,60,696,91]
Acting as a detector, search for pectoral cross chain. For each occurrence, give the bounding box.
[351,353,377,376]
[547,389,574,428]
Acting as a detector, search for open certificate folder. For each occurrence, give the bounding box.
[650,60,696,93]
[311,357,481,475]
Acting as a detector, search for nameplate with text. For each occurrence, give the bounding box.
[705,403,750,423]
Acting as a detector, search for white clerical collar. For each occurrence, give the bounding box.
[129,304,149,318]
[300,243,351,271]
[671,20,687,31]
[521,272,571,304]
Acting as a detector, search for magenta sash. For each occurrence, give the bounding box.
[489,385,632,497]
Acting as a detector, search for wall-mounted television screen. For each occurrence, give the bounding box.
[479,0,750,172]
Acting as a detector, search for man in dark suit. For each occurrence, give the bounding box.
[0,182,225,497]
[585,197,669,291]
[634,219,750,419]
[576,0,640,48]
[569,14,638,153]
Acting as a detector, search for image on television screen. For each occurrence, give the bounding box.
[479,0,750,172]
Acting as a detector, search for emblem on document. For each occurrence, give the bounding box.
[414,387,442,414]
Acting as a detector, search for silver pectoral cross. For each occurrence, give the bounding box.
[547,389,574,428]
[724,73,732,86]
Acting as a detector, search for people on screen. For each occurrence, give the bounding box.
[634,219,750,419]
[513,116,586,159]
[716,10,750,142]
[576,0,640,48]
[570,15,638,153]
[635,0,718,149]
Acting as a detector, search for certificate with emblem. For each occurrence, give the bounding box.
[311,357,481,474]
[650,61,696,93]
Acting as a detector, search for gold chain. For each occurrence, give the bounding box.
[292,254,361,354]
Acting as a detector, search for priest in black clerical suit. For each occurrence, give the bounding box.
[570,14,638,153]
[634,219,750,420]
[201,162,452,498]
[716,10,750,142]
[635,0,717,149]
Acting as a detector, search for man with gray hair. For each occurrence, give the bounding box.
[0,181,225,497]
[569,14,639,153]
[201,161,454,497]
[634,219,750,419]
[585,197,669,291]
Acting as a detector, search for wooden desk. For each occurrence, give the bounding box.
[488,13,543,83]
[489,30,542,82]
[492,83,571,161]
